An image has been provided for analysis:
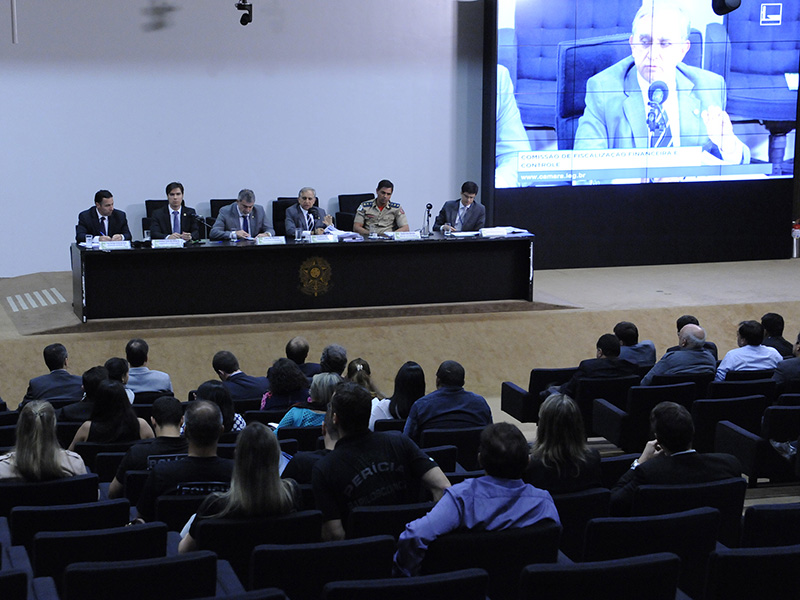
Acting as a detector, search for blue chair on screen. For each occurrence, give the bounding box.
[705,4,800,175]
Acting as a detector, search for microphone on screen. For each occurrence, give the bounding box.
[647,81,669,133]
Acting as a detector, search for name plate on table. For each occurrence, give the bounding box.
[98,241,132,250]
[393,231,422,241]
[151,239,185,249]
[256,236,286,246]
[480,227,531,238]
[309,234,338,244]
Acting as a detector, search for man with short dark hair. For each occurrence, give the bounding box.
[773,331,800,390]
[715,320,783,381]
[210,189,274,240]
[75,189,132,242]
[641,324,716,386]
[149,182,200,241]
[557,334,639,399]
[761,312,794,359]
[319,344,347,376]
[433,181,486,233]
[312,382,451,541]
[212,350,269,401]
[403,360,493,443]
[610,401,741,515]
[125,338,173,395]
[353,179,409,237]
[20,343,83,409]
[136,401,232,522]
[614,321,656,367]
[286,336,321,379]
[666,315,718,360]
[109,395,188,499]
[394,422,560,576]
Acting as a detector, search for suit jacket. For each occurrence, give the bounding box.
[610,451,742,516]
[210,202,274,240]
[574,56,749,163]
[75,208,132,241]
[21,369,83,406]
[559,357,639,399]
[149,205,201,240]
[285,203,329,236]
[222,372,270,402]
[433,200,486,232]
[773,357,800,388]
[666,341,718,361]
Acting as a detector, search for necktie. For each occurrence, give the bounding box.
[100,216,107,236]
[306,213,314,232]
[456,206,466,232]
[650,109,673,148]
[242,214,249,235]
[172,210,180,235]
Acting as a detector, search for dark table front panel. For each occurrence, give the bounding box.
[71,236,533,320]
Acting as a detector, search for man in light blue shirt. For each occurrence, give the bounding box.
[715,320,783,381]
[125,338,173,395]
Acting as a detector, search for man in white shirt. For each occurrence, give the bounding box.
[715,320,783,381]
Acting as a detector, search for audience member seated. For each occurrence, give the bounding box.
[394,422,560,576]
[193,380,245,434]
[715,320,783,381]
[761,313,795,359]
[370,361,426,430]
[0,401,87,480]
[614,321,656,367]
[125,338,173,394]
[773,331,800,389]
[262,358,311,411]
[108,396,188,499]
[610,401,741,515]
[57,366,108,423]
[313,382,451,541]
[555,334,639,400]
[285,336,321,380]
[403,361,492,444]
[135,401,233,522]
[212,350,270,401]
[666,315,719,359]
[523,394,601,494]
[276,372,340,430]
[320,344,348,376]
[20,343,83,409]
[179,422,301,552]
[68,380,154,451]
[104,357,135,403]
[281,405,340,484]
[346,358,385,399]
[641,324,716,386]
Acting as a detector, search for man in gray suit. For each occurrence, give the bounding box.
[433,181,486,233]
[285,187,333,237]
[210,189,274,240]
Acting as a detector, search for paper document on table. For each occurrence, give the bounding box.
[786,73,798,91]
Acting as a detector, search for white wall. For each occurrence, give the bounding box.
[0,1,484,276]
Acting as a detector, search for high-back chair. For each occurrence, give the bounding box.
[322,567,489,600]
[0,474,98,517]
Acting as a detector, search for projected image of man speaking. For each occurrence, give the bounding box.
[574,0,749,165]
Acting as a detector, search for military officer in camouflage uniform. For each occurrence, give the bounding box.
[353,179,410,237]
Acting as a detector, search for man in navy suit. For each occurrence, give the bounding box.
[285,187,333,237]
[610,401,742,515]
[20,343,83,409]
[75,189,132,242]
[433,181,486,233]
[149,182,200,240]
[211,350,269,401]
[210,189,274,240]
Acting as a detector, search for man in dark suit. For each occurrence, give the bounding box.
[212,350,269,401]
[610,401,742,515]
[75,189,132,242]
[149,182,200,240]
[433,181,486,233]
[285,336,321,380]
[557,333,639,399]
[20,343,83,409]
[665,315,718,360]
[285,187,333,237]
[209,189,274,240]
[762,312,795,359]
[773,331,800,390]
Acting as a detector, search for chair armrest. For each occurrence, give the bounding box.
[0,516,10,550]
[556,550,574,564]
[501,381,536,422]
[593,399,627,449]
[215,559,246,596]
[704,22,731,76]
[166,531,181,556]
[31,577,60,600]
[715,420,763,483]
[5,544,32,577]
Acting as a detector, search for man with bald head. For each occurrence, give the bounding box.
[641,324,716,385]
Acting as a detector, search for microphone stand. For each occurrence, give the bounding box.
[192,213,210,239]
[422,205,432,237]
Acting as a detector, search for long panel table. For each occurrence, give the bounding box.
[70,235,534,321]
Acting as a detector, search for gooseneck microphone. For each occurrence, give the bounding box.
[422,204,433,237]
[646,81,669,133]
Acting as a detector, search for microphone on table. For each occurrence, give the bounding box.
[422,203,433,237]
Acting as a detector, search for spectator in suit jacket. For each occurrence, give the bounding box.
[614,321,656,367]
[433,181,486,233]
[640,324,716,386]
[212,350,269,402]
[666,315,718,360]
[125,338,173,395]
[762,312,795,359]
[557,334,639,399]
[610,401,741,515]
[285,336,321,380]
[773,330,800,390]
[20,343,83,409]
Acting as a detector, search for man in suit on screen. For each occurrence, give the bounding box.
[75,189,132,242]
[285,187,333,237]
[573,0,748,164]
[210,188,274,240]
[433,181,486,233]
[149,181,200,241]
